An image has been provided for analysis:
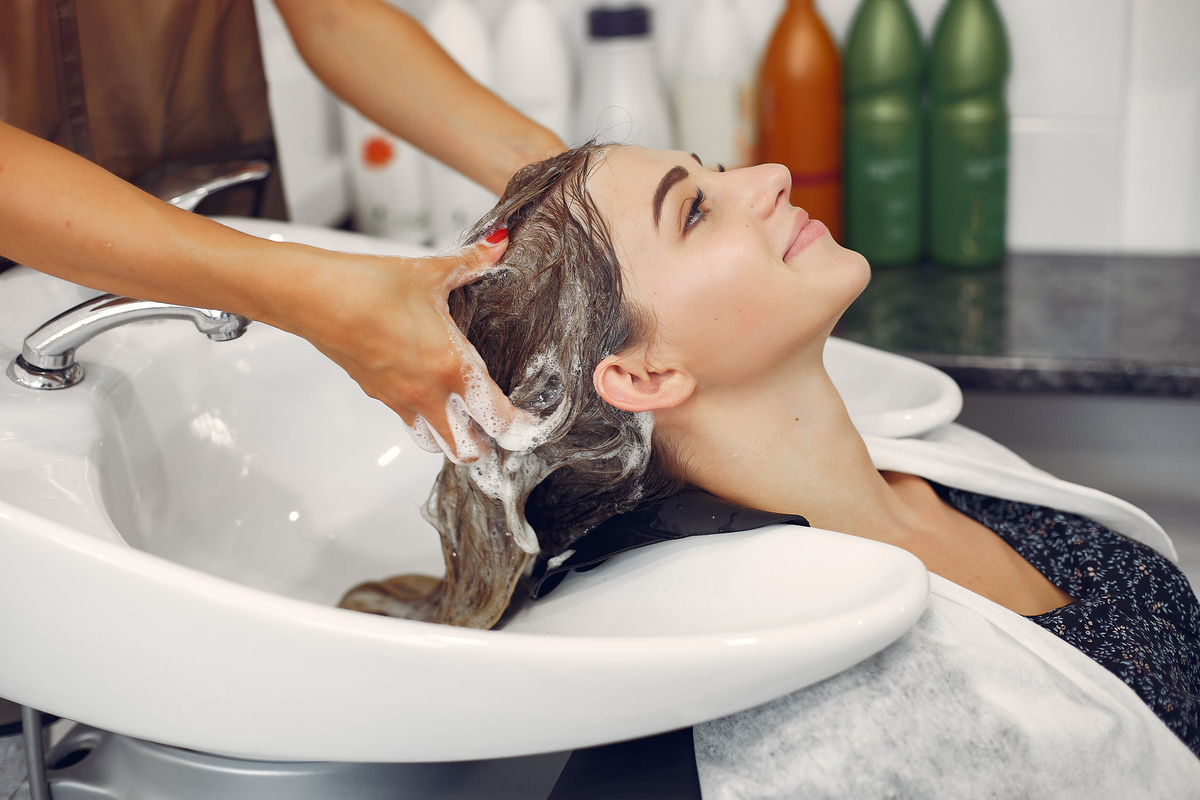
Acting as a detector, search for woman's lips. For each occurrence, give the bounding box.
[783,212,828,263]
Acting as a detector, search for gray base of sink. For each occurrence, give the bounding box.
[8,724,568,800]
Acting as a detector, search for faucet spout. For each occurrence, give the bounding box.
[7,293,250,390]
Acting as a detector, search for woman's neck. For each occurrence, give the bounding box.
[658,353,1077,616]
[659,357,914,543]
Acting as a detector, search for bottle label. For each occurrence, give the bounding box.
[845,113,921,266]
[964,154,1005,182]
[342,106,433,245]
[930,99,1008,268]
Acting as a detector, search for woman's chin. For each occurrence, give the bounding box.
[853,250,872,296]
[843,242,872,280]
[830,245,872,315]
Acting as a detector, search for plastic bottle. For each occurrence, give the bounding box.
[339,104,432,245]
[843,0,924,267]
[757,0,843,242]
[929,0,1010,269]
[495,0,573,143]
[673,0,755,169]
[425,0,497,246]
[573,6,674,150]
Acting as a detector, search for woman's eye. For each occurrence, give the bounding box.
[685,188,707,232]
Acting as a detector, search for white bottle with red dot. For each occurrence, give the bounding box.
[340,104,432,245]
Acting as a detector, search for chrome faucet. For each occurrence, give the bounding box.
[5,159,267,390]
[145,160,271,213]
[7,294,250,389]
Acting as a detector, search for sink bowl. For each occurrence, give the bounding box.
[0,218,929,762]
[826,337,962,439]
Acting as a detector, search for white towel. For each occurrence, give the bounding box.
[694,423,1199,798]
[865,423,1176,561]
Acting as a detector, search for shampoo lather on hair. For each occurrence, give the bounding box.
[843,0,924,267]
[929,0,1010,269]
[425,0,498,247]
[572,6,675,150]
[673,0,755,169]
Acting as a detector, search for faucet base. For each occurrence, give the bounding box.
[8,292,250,391]
[7,356,84,390]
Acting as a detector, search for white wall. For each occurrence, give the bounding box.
[258,0,1200,255]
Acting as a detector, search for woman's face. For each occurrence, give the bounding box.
[588,146,869,391]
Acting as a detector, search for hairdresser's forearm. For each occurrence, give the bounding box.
[274,0,564,195]
[0,121,329,328]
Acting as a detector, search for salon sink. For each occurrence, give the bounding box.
[0,218,931,763]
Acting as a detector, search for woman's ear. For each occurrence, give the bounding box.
[593,352,696,413]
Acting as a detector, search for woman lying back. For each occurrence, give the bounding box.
[341,142,1200,755]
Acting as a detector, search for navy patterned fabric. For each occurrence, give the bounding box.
[932,482,1200,758]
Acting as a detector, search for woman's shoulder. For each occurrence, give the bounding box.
[863,422,1177,562]
[932,483,1200,756]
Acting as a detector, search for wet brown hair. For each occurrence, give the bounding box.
[340,143,684,628]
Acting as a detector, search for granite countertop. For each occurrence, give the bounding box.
[835,253,1200,398]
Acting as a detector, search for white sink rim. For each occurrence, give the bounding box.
[826,337,963,439]
[0,499,928,761]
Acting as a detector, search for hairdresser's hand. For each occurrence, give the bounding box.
[287,230,528,462]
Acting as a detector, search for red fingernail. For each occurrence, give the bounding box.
[485,227,508,245]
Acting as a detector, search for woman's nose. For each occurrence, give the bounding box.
[741,163,792,220]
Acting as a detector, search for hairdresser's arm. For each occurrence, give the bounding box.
[0,121,511,456]
[273,0,565,195]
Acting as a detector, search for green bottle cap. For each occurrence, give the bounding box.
[930,0,1011,98]
[844,0,924,94]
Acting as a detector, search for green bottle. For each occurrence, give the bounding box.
[929,0,1010,269]
[843,0,924,267]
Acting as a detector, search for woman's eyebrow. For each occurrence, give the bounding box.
[652,165,689,229]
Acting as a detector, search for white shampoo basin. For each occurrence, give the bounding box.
[0,219,931,762]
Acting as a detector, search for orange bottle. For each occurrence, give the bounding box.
[757,0,843,242]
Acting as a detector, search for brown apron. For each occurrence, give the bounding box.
[0,0,286,217]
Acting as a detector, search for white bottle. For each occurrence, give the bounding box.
[674,0,755,169]
[495,0,573,143]
[425,0,498,247]
[339,103,432,244]
[573,6,675,150]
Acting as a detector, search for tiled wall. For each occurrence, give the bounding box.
[1119,0,1200,255]
[257,0,1200,255]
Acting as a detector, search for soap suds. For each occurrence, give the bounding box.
[347,142,681,629]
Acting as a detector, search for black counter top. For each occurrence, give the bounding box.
[835,253,1200,398]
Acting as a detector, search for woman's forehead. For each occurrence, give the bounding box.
[587,146,694,246]
[589,145,656,189]
[587,147,663,218]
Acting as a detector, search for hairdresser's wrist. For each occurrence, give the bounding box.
[473,125,566,196]
[502,127,567,186]
[230,242,359,338]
